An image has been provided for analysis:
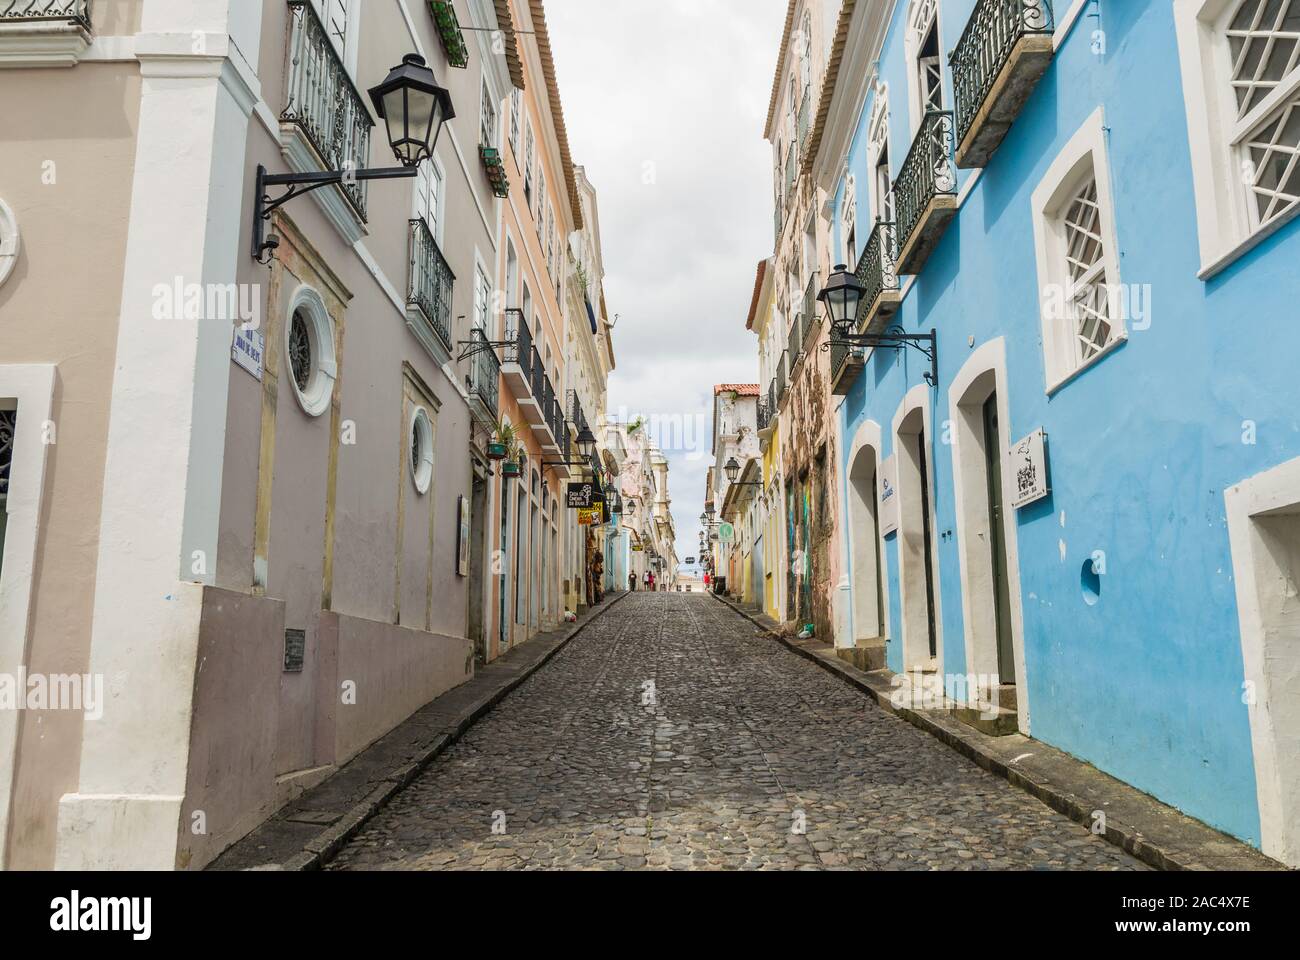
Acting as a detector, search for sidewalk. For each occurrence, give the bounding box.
[209,591,631,871]
[710,592,1284,872]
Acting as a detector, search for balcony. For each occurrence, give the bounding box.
[0,1,93,66]
[830,337,865,397]
[480,146,510,198]
[281,1,374,237]
[501,309,563,451]
[801,272,822,353]
[757,386,774,435]
[786,310,806,374]
[893,111,958,275]
[951,0,1055,169]
[429,0,469,68]
[775,355,788,409]
[856,221,903,334]
[464,328,500,423]
[407,219,455,361]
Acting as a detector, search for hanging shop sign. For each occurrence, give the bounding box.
[1010,429,1050,510]
[878,454,899,536]
[632,542,644,552]
[231,325,265,381]
[567,481,604,509]
[578,506,602,526]
[717,522,735,544]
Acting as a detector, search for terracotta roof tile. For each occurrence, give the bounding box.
[492,0,526,90]
[745,259,768,331]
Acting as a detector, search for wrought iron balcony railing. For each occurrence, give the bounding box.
[855,221,900,330]
[757,395,772,432]
[503,308,530,368]
[2,0,90,25]
[802,272,821,347]
[893,111,957,265]
[465,328,500,416]
[282,0,373,221]
[408,219,455,352]
[951,0,1054,163]
[547,392,566,448]
[775,360,787,408]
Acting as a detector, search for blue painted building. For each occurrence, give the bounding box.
[804,0,1300,864]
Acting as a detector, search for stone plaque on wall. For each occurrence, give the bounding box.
[283,628,306,673]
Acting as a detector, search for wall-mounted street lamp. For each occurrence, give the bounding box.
[818,264,938,387]
[252,54,455,263]
[724,457,762,487]
[543,424,598,472]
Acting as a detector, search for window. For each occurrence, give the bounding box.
[313,0,357,72]
[1176,0,1300,273]
[545,203,555,276]
[907,0,943,129]
[1031,109,1125,390]
[0,197,17,289]
[409,406,434,495]
[285,285,338,417]
[536,167,547,230]
[524,123,535,207]
[415,158,445,244]
[0,407,11,582]
[843,173,858,264]
[480,80,498,149]
[509,88,521,160]
[474,263,491,331]
[868,90,895,227]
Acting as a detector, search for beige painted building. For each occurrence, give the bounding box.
[0,0,612,871]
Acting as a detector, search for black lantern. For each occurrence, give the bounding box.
[705,502,716,521]
[699,511,708,526]
[576,425,597,460]
[724,457,740,483]
[626,498,637,515]
[818,263,867,332]
[369,54,455,167]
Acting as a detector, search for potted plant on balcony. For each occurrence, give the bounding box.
[428,0,469,68]
[488,418,517,461]
[502,452,524,480]
[480,146,510,198]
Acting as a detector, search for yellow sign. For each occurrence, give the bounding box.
[578,507,601,526]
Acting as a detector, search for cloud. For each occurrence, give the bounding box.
[547,0,786,562]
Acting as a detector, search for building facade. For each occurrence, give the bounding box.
[787,0,1300,864]
[0,0,613,870]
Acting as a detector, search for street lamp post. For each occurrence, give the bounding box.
[252,53,455,263]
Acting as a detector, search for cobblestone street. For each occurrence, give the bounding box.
[329,593,1144,871]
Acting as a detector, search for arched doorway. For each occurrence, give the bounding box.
[847,436,887,669]
[895,394,941,674]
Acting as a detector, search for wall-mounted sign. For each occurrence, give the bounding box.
[1010,429,1050,509]
[567,482,603,509]
[578,506,601,526]
[231,326,265,381]
[717,522,735,543]
[632,542,644,552]
[878,454,899,536]
[685,557,696,565]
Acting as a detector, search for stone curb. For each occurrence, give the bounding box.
[255,591,631,872]
[708,591,1285,872]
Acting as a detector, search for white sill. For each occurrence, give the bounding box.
[1198,205,1300,280]
[1045,332,1128,397]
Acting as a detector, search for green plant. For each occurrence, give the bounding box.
[492,417,521,458]
[428,0,469,68]
[627,416,644,434]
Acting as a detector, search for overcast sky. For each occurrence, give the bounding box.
[547,0,787,569]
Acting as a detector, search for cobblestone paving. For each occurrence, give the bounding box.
[330,593,1145,871]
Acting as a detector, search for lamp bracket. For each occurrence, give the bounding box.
[252,163,417,263]
[456,337,511,363]
[824,325,938,387]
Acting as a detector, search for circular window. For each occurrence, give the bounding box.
[284,285,336,417]
[409,406,433,495]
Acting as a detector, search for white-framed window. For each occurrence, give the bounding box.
[1175,0,1300,275]
[313,0,358,74]
[524,122,535,207]
[545,203,555,276]
[285,285,338,417]
[867,86,895,225]
[474,260,491,331]
[480,79,498,149]
[1031,108,1125,391]
[414,156,446,246]
[843,173,858,264]
[409,405,434,495]
[536,167,547,230]
[906,0,944,131]
[509,88,521,161]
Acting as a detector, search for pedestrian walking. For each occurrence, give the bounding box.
[628,572,636,592]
